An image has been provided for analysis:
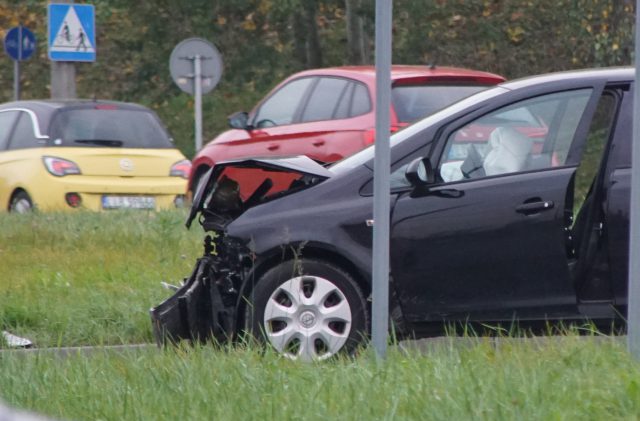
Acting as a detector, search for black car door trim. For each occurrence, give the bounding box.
[515,199,555,215]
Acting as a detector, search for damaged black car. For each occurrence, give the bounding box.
[152,67,633,361]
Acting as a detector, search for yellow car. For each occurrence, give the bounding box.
[0,100,190,212]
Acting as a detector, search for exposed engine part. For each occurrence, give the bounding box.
[150,231,247,346]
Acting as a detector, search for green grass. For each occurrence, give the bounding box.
[0,211,202,347]
[1,336,639,420]
[2,212,640,420]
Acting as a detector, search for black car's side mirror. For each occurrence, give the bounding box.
[405,157,435,186]
[228,111,251,130]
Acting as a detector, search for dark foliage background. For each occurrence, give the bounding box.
[0,0,634,157]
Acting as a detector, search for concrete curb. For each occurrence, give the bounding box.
[0,336,626,359]
[398,335,626,354]
[0,343,156,359]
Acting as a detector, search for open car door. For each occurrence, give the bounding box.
[391,85,620,324]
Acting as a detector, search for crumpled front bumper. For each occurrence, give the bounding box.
[150,256,234,346]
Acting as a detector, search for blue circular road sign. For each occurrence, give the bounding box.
[4,26,36,61]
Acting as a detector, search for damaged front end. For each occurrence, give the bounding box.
[150,156,332,346]
[150,234,243,346]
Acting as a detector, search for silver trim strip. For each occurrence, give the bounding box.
[0,108,49,139]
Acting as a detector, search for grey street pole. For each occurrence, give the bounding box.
[13,61,19,101]
[194,54,203,152]
[372,0,392,360]
[50,62,76,99]
[628,0,640,359]
[13,25,21,101]
[170,38,223,154]
[49,0,76,99]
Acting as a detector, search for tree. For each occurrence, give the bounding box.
[345,0,371,64]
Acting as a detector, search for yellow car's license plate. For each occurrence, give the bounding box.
[102,195,156,209]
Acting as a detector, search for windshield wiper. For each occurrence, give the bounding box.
[74,139,124,147]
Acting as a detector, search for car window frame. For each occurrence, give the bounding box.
[297,76,352,124]
[427,84,607,186]
[358,83,608,195]
[332,82,355,120]
[6,110,46,151]
[348,80,372,118]
[0,110,20,151]
[608,84,633,169]
[250,76,318,128]
[0,108,48,141]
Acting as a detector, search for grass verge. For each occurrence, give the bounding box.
[0,210,202,347]
[1,336,639,420]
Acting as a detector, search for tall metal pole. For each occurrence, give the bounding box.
[13,61,20,101]
[50,0,76,99]
[628,0,640,359]
[194,54,203,152]
[14,25,21,101]
[372,0,392,360]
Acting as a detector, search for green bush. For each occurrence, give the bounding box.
[0,0,634,158]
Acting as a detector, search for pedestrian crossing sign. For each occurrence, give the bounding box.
[48,3,96,62]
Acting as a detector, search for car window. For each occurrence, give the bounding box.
[300,77,350,123]
[0,110,19,150]
[49,108,174,148]
[329,86,508,176]
[491,107,541,127]
[333,82,355,119]
[253,77,315,127]
[7,111,38,150]
[392,85,490,123]
[572,92,617,217]
[438,89,593,183]
[350,83,371,117]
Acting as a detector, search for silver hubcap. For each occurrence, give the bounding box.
[12,198,32,213]
[263,275,352,361]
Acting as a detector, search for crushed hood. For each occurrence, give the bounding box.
[186,155,333,230]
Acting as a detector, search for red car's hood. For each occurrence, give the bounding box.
[186,155,332,230]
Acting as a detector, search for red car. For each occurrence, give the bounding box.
[189,65,505,197]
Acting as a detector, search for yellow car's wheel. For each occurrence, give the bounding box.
[9,191,33,213]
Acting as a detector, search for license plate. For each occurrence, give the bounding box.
[102,195,156,210]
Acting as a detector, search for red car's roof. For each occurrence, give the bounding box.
[289,65,505,85]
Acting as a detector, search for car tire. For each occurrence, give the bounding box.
[245,259,368,361]
[9,191,33,213]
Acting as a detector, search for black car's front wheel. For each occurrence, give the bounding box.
[245,259,368,361]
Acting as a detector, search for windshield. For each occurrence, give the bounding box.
[49,108,174,148]
[330,86,509,175]
[392,84,491,123]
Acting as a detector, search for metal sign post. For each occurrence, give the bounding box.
[170,38,223,154]
[628,0,640,359]
[14,61,19,100]
[13,28,20,101]
[194,55,203,151]
[4,25,36,101]
[372,0,393,360]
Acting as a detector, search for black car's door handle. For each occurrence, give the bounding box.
[515,200,554,215]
